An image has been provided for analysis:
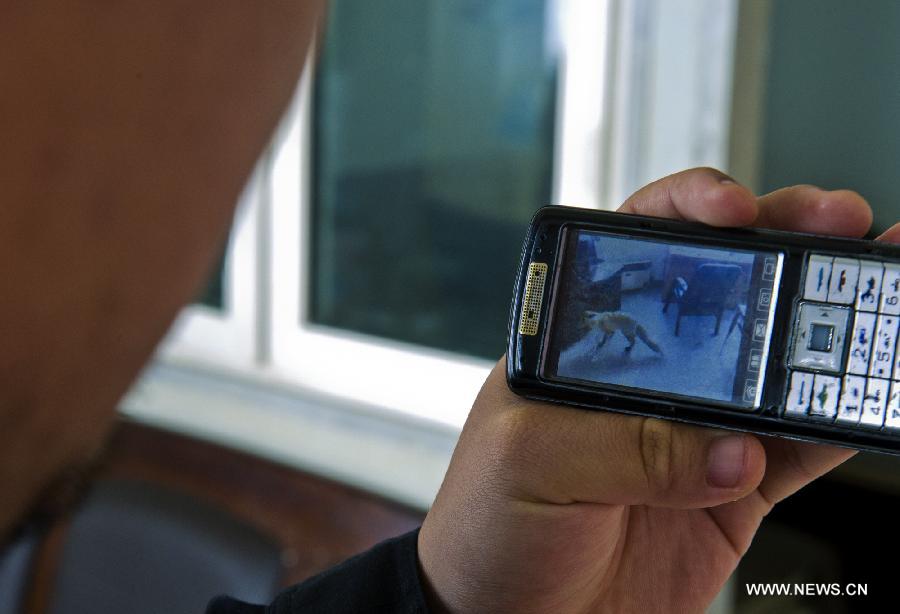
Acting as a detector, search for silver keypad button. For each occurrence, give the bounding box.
[856,261,884,312]
[836,374,865,426]
[886,382,900,432]
[848,311,876,375]
[804,255,833,302]
[860,378,889,429]
[784,371,814,419]
[880,264,900,315]
[809,374,840,420]
[827,258,860,304]
[869,314,899,379]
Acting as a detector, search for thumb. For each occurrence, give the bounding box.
[478,359,766,509]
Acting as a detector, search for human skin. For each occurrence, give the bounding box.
[0,1,324,538]
[418,168,897,613]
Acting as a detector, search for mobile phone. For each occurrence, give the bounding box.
[506,205,900,454]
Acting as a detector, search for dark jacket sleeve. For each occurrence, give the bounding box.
[206,528,428,614]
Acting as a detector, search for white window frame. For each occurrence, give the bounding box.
[553,0,614,209]
[602,0,740,207]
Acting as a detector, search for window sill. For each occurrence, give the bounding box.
[119,359,462,510]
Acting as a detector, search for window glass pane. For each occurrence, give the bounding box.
[196,249,226,310]
[311,0,558,359]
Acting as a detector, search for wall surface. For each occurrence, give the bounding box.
[760,0,900,234]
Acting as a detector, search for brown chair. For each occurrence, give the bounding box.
[44,479,282,614]
[19,421,424,614]
[0,527,42,614]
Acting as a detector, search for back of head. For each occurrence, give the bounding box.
[0,0,323,540]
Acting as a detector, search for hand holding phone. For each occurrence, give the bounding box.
[508,183,900,454]
[419,169,880,614]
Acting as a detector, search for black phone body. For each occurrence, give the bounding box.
[507,206,900,455]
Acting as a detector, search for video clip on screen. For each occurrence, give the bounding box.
[544,230,782,409]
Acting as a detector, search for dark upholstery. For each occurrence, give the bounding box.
[46,479,281,614]
[0,526,41,614]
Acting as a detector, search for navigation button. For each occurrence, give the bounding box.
[789,302,851,374]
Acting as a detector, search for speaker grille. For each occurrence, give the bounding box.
[518,262,548,336]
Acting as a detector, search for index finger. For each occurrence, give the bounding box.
[617,167,758,227]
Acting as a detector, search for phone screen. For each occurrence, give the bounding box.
[543,228,784,409]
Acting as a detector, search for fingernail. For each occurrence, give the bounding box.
[720,178,736,185]
[706,435,747,488]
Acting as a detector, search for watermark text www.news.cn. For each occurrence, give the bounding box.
[745,583,868,597]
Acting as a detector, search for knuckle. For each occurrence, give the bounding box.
[638,418,676,494]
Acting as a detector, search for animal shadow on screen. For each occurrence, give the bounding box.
[663,263,742,336]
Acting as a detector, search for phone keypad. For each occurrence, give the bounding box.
[835,375,865,426]
[880,264,900,314]
[785,371,814,419]
[809,374,840,420]
[856,261,884,312]
[803,255,833,302]
[785,255,900,437]
[885,384,900,431]
[827,258,860,304]
[860,379,889,429]
[847,311,876,375]
[871,314,899,379]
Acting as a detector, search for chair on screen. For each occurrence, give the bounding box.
[664,263,743,337]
